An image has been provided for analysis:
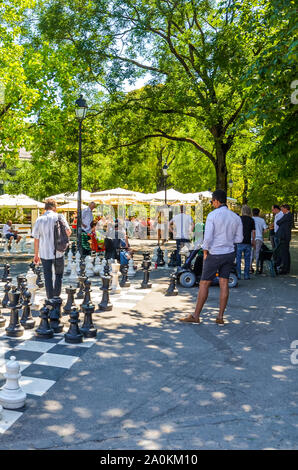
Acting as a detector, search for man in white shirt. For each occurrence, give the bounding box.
[251,208,268,272]
[180,189,243,325]
[82,202,96,233]
[32,198,71,299]
[271,205,283,247]
[169,206,194,266]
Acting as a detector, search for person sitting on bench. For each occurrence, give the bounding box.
[2,220,21,248]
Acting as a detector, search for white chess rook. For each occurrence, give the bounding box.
[26,268,38,307]
[69,260,78,282]
[0,356,26,409]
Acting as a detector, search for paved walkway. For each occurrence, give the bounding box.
[0,233,297,450]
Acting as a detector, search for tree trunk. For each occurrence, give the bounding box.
[242,155,248,204]
[215,145,228,192]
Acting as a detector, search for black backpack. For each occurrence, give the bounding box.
[54,215,69,253]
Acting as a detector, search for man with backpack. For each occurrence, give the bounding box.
[32,198,71,299]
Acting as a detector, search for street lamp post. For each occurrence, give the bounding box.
[75,95,88,257]
[162,162,169,206]
[228,178,234,198]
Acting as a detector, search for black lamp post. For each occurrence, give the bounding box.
[75,95,88,256]
[228,178,234,198]
[162,162,169,206]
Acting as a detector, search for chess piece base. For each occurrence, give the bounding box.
[5,326,24,337]
[64,332,83,344]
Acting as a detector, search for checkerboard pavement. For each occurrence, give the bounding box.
[0,273,157,434]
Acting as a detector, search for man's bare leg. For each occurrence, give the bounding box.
[193,280,212,321]
[218,278,229,321]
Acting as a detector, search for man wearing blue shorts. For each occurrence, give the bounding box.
[180,189,243,325]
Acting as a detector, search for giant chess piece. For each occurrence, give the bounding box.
[47,297,63,333]
[63,286,77,315]
[76,275,87,299]
[0,356,26,410]
[2,277,12,308]
[140,252,152,289]
[156,247,165,267]
[35,301,54,339]
[79,258,86,277]
[81,279,92,309]
[93,255,101,276]
[64,306,83,344]
[71,241,77,256]
[1,263,10,282]
[66,249,73,274]
[165,273,178,296]
[127,258,135,277]
[29,261,36,273]
[3,239,9,255]
[76,250,81,274]
[19,235,27,253]
[35,265,44,288]
[152,246,158,265]
[17,275,27,303]
[20,288,35,329]
[164,249,169,269]
[98,269,112,311]
[111,262,121,294]
[80,302,97,338]
[10,239,17,254]
[5,287,24,337]
[85,256,94,278]
[120,264,130,288]
[69,260,78,282]
[26,267,38,308]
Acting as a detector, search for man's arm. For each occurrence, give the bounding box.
[234,217,243,244]
[34,238,40,265]
[201,215,214,258]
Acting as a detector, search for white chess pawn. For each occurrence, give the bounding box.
[75,250,81,264]
[26,267,38,307]
[0,356,26,409]
[20,235,27,253]
[93,255,100,275]
[10,239,17,254]
[152,246,158,263]
[99,258,106,277]
[66,250,73,274]
[111,262,121,294]
[69,260,78,282]
[3,240,9,255]
[85,256,94,277]
[127,258,135,277]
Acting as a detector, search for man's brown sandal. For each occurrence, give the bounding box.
[179,315,201,324]
[215,318,225,325]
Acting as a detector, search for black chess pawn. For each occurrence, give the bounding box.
[141,253,152,289]
[20,288,35,329]
[17,275,26,292]
[35,301,54,339]
[98,271,112,311]
[156,247,165,266]
[63,286,77,315]
[76,275,87,300]
[1,263,10,282]
[71,241,77,256]
[2,277,12,308]
[165,273,178,296]
[119,264,130,288]
[47,297,63,333]
[81,279,92,309]
[29,261,36,273]
[35,266,44,288]
[5,286,24,338]
[80,302,97,338]
[64,306,83,344]
[79,259,86,277]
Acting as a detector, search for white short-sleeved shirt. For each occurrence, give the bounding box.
[32,211,70,260]
[170,213,194,239]
[3,224,13,236]
[82,207,94,233]
[252,216,268,241]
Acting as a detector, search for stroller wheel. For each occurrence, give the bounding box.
[228,273,238,288]
[179,271,196,288]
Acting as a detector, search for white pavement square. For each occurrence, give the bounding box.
[19,376,55,396]
[0,409,23,434]
[33,352,79,369]
[15,340,56,354]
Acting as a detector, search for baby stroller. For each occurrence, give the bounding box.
[257,243,277,277]
[176,248,238,288]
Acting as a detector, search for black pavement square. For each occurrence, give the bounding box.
[49,343,89,357]
[4,349,41,363]
[21,363,67,382]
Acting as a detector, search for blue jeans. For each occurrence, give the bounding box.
[236,244,252,279]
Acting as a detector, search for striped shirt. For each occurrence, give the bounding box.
[32,211,70,260]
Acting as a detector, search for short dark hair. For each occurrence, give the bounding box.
[281,204,290,211]
[252,208,260,216]
[212,189,227,204]
[272,204,280,210]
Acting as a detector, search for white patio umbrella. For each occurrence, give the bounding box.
[137,188,192,205]
[91,187,141,204]
[0,194,44,209]
[57,202,88,211]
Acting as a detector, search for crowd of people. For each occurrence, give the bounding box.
[2,193,293,321]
